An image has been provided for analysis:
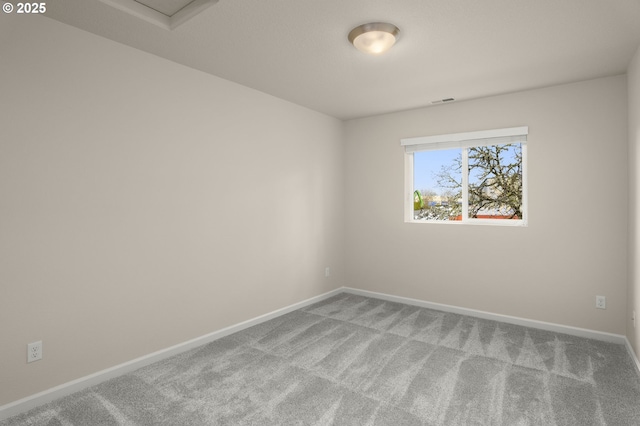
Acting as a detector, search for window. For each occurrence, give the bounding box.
[402,127,528,225]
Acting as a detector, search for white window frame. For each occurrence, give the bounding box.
[402,126,528,226]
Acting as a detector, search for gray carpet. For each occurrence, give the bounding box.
[3,293,640,425]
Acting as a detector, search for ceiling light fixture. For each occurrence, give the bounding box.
[348,22,400,56]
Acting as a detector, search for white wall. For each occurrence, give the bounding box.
[629,45,640,356]
[1,10,635,411]
[0,15,344,406]
[345,76,628,335]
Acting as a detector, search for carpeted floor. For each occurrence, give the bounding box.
[3,293,640,425]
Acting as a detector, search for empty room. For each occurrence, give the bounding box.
[2,0,640,424]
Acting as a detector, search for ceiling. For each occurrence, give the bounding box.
[44,0,640,120]
[135,0,197,17]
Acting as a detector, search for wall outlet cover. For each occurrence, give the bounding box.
[27,341,42,363]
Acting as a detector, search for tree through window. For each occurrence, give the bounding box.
[402,127,527,225]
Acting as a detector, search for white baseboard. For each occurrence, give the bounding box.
[342,287,627,344]
[348,287,640,378]
[625,337,640,375]
[2,286,637,421]
[0,287,343,422]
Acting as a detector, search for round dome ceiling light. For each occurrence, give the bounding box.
[348,22,400,56]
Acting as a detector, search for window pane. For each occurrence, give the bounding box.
[467,143,522,219]
[413,149,462,221]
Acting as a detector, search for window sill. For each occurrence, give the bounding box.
[406,219,527,227]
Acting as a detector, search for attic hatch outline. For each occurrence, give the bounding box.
[99,0,218,30]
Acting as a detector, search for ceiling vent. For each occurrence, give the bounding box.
[99,0,218,30]
[431,98,455,105]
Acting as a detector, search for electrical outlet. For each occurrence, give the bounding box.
[595,295,606,310]
[325,267,330,278]
[27,341,42,363]
[633,310,636,328]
